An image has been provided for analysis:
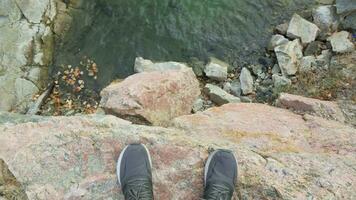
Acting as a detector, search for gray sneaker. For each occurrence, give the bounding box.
[117,144,154,200]
[203,149,238,200]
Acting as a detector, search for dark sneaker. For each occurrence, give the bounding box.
[117,144,154,200]
[203,149,238,200]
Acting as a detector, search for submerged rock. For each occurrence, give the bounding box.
[240,68,254,95]
[134,57,188,73]
[287,14,320,44]
[204,84,241,106]
[275,39,303,76]
[100,67,200,126]
[276,93,346,122]
[327,31,355,53]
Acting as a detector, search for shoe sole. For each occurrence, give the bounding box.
[204,149,237,186]
[117,144,153,186]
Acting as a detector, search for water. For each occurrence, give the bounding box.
[53,0,314,91]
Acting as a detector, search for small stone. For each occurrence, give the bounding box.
[272,64,281,75]
[192,98,204,113]
[240,96,252,103]
[327,31,355,53]
[272,74,292,88]
[204,59,228,81]
[304,41,323,56]
[223,82,232,93]
[203,84,241,106]
[300,56,317,72]
[240,68,254,95]
[287,14,320,44]
[313,5,338,34]
[230,81,242,97]
[275,22,289,35]
[316,50,332,68]
[268,34,289,51]
[275,39,303,76]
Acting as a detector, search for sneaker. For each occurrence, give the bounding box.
[203,149,238,200]
[117,144,154,200]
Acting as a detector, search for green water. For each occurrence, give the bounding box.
[53,0,314,91]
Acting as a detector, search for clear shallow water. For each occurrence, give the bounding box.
[53,0,314,91]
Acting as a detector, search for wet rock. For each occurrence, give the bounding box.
[134,57,188,73]
[276,93,345,122]
[267,34,289,51]
[272,74,292,88]
[341,12,356,31]
[287,14,320,44]
[204,84,241,106]
[275,39,303,76]
[336,0,356,14]
[313,5,338,34]
[300,56,317,72]
[327,31,355,53]
[240,68,254,95]
[100,68,200,126]
[204,58,228,81]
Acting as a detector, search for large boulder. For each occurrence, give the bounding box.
[274,39,303,76]
[0,102,355,199]
[287,14,320,44]
[100,68,200,126]
[276,93,345,122]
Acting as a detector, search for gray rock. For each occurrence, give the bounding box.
[230,81,242,97]
[240,68,254,95]
[204,59,228,81]
[14,78,39,112]
[341,12,356,30]
[316,50,332,68]
[304,41,323,56]
[268,34,289,51]
[272,74,292,88]
[192,98,204,113]
[275,39,303,76]
[272,64,281,75]
[134,57,188,73]
[313,5,338,34]
[275,22,289,35]
[300,56,317,72]
[316,0,335,4]
[240,96,253,103]
[203,84,240,106]
[223,82,232,93]
[0,75,16,111]
[287,14,320,44]
[327,31,355,53]
[336,0,356,14]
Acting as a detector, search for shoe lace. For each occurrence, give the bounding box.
[203,183,232,200]
[123,178,153,200]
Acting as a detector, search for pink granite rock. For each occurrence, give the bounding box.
[276,93,345,122]
[100,68,200,126]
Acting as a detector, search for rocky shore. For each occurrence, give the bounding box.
[0,0,355,199]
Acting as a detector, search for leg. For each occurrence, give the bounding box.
[203,149,238,200]
[117,144,154,200]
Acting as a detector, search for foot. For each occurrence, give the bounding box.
[117,144,154,200]
[203,149,238,200]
